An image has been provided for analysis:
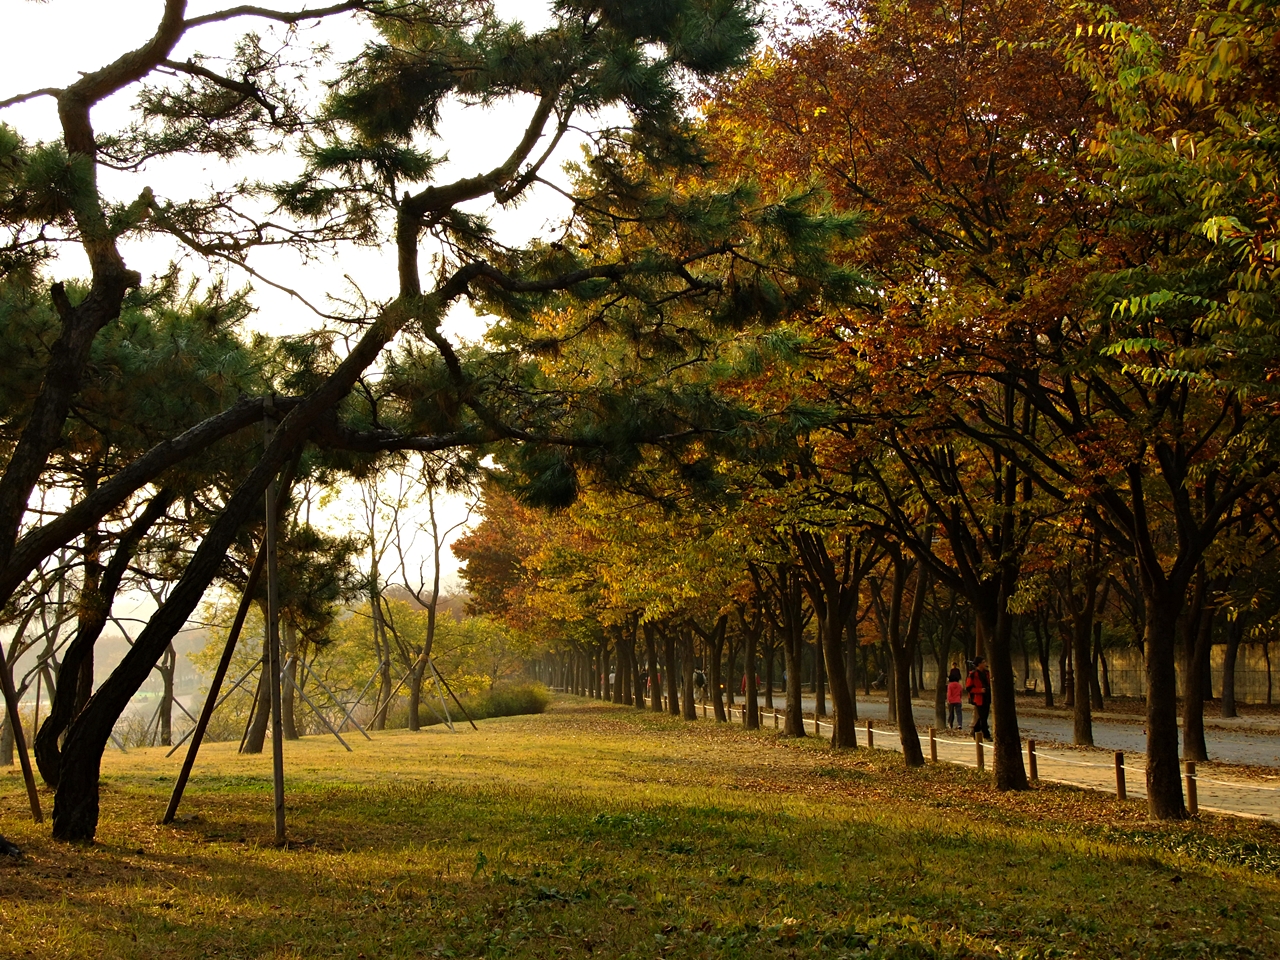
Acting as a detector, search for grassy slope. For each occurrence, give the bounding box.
[1,698,1278,959]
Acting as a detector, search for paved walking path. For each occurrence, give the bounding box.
[711,698,1280,821]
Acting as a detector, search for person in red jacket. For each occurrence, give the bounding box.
[946,664,964,730]
[966,656,992,741]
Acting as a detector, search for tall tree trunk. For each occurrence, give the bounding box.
[885,552,926,766]
[1145,594,1188,819]
[764,634,776,711]
[814,620,826,719]
[1221,615,1242,718]
[1181,577,1216,763]
[844,609,860,723]
[281,621,299,740]
[158,645,175,747]
[407,660,428,731]
[242,626,272,754]
[1072,615,1094,746]
[662,626,679,717]
[36,492,171,787]
[645,623,661,713]
[679,627,696,720]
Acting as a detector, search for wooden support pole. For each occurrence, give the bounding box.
[1027,739,1038,782]
[773,709,779,729]
[1115,751,1126,801]
[928,726,937,763]
[264,410,287,847]
[1185,760,1198,816]
[865,719,873,749]
[975,731,985,771]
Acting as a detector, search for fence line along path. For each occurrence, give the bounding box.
[699,701,1280,822]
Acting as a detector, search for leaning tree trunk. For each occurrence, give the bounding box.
[241,633,272,754]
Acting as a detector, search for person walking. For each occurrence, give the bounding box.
[966,656,992,741]
[946,664,964,730]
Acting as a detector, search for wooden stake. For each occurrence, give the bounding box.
[1185,760,1198,816]
[1115,751,1126,801]
[264,409,287,847]
[975,731,985,771]
[1027,739,1038,782]
[31,669,42,746]
[865,719,873,749]
[928,725,937,763]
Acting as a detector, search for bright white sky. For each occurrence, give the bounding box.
[0,0,594,617]
[0,2,796,678]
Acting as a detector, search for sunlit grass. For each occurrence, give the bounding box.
[2,698,1278,959]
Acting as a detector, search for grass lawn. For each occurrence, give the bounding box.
[2,697,1278,959]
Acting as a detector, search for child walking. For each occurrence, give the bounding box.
[946,664,964,730]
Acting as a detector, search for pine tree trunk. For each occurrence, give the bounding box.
[281,623,299,740]
[242,655,271,754]
[158,645,175,747]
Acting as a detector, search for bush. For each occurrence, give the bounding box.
[421,682,550,727]
[475,682,551,719]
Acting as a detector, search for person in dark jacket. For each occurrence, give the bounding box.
[965,656,992,741]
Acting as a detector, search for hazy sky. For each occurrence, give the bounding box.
[0,2,792,667]
[0,1,596,611]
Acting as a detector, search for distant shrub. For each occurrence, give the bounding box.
[421,682,550,726]
[476,682,551,719]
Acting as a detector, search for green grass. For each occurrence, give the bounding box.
[2,698,1279,959]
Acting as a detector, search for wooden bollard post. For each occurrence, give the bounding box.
[975,731,985,771]
[1027,739,1038,782]
[866,720,874,749]
[928,726,937,763]
[1115,751,1126,800]
[1185,760,1198,815]
[773,709,779,729]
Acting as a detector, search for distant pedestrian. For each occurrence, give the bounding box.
[966,656,992,741]
[946,664,964,729]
